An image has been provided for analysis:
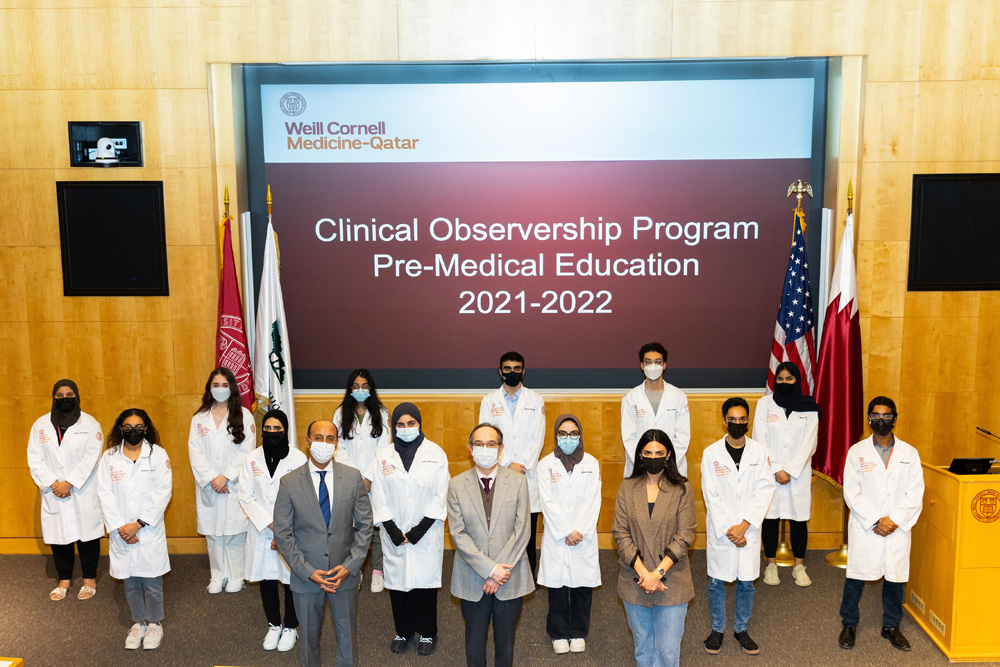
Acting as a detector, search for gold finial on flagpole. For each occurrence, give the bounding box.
[786,179,814,214]
[847,180,853,215]
[224,185,230,218]
[266,185,273,218]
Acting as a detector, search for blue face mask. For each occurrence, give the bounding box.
[351,389,370,403]
[396,426,420,442]
[556,435,580,455]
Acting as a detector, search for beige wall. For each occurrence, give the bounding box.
[2,0,998,552]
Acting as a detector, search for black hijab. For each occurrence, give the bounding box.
[261,409,291,477]
[391,402,425,472]
[553,413,585,473]
[50,379,81,430]
[772,362,822,419]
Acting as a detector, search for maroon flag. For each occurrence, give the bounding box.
[812,213,863,486]
[216,215,255,409]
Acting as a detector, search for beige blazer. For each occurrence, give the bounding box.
[447,465,535,602]
[612,476,696,608]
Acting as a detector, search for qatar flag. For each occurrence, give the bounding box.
[216,215,255,409]
[812,213,863,486]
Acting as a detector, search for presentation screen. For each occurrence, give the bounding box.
[243,59,828,390]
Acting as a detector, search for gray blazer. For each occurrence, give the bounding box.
[612,476,696,608]
[447,466,535,601]
[273,461,373,595]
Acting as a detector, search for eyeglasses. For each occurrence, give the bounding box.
[641,359,665,367]
[869,414,896,423]
[351,384,370,391]
[121,426,146,435]
[556,431,581,438]
[473,440,500,448]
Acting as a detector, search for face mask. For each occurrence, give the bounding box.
[774,382,797,396]
[350,389,370,403]
[643,365,663,381]
[122,430,145,446]
[556,435,580,455]
[727,422,749,439]
[262,431,287,448]
[396,426,420,443]
[641,455,667,475]
[211,387,231,403]
[501,371,523,387]
[55,397,78,413]
[472,446,499,469]
[310,441,336,464]
[870,419,895,437]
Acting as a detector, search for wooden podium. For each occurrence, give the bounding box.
[905,462,1000,661]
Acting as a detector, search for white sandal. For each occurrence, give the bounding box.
[78,585,97,600]
[49,586,68,601]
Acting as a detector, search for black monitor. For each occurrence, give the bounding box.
[947,458,995,475]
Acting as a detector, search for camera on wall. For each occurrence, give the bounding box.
[90,137,122,166]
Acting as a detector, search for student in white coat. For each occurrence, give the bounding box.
[333,368,391,593]
[621,342,691,477]
[479,351,546,576]
[536,414,601,655]
[188,366,256,593]
[701,397,775,656]
[96,409,172,650]
[838,396,924,653]
[27,379,104,601]
[239,408,307,652]
[370,402,450,656]
[753,361,821,587]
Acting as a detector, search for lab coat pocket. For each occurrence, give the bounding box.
[41,491,65,515]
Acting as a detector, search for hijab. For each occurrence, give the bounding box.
[553,413,585,473]
[50,379,81,431]
[391,402,425,472]
[771,362,822,419]
[261,409,291,476]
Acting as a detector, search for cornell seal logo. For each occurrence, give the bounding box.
[279,92,306,116]
[971,489,1000,523]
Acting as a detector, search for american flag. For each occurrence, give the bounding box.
[766,208,817,395]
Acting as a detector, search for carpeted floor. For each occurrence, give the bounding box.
[0,550,995,667]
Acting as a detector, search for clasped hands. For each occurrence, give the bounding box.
[483,563,513,595]
[50,480,73,498]
[873,516,898,536]
[117,521,143,544]
[633,560,667,594]
[774,470,792,485]
[309,565,351,593]
[210,475,230,494]
[726,521,750,548]
[564,530,584,546]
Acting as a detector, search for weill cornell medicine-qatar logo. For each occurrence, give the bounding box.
[279,92,306,116]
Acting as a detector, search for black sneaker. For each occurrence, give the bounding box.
[390,635,412,653]
[838,625,856,650]
[417,636,437,656]
[881,627,911,652]
[704,630,724,654]
[734,630,760,655]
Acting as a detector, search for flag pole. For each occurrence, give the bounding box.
[824,179,853,570]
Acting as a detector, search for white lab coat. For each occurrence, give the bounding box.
[96,442,172,579]
[621,382,691,477]
[843,436,924,582]
[752,395,819,521]
[479,386,546,512]
[238,445,308,583]
[188,407,256,535]
[332,405,390,478]
[370,439,450,591]
[701,436,775,582]
[26,412,105,545]
[536,451,602,589]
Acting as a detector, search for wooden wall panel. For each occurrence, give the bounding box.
[860,82,916,162]
[917,0,1000,82]
[861,0,920,82]
[535,1,672,60]
[914,81,1000,162]
[397,1,537,61]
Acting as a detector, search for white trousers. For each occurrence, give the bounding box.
[206,533,246,584]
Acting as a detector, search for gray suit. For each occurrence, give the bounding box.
[448,465,533,667]
[274,461,373,667]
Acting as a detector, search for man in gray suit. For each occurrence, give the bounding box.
[448,422,534,667]
[274,420,373,667]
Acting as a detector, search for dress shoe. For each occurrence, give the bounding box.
[417,636,437,656]
[881,627,911,651]
[838,625,856,649]
[734,630,760,655]
[391,635,412,653]
[704,630,724,654]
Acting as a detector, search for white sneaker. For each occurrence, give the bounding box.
[143,623,162,650]
[125,622,146,649]
[224,579,244,593]
[569,638,586,653]
[370,571,385,593]
[206,579,224,594]
[792,564,812,587]
[277,627,298,652]
[552,639,570,654]
[263,624,282,650]
[763,562,780,586]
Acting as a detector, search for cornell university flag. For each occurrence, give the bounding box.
[216,213,255,409]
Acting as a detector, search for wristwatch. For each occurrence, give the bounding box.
[657,567,666,577]
[137,519,148,528]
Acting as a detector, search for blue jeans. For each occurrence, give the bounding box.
[840,578,905,628]
[707,577,755,633]
[623,601,687,667]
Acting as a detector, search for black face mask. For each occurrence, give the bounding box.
[870,419,895,437]
[122,430,145,446]
[55,397,78,413]
[262,431,288,448]
[640,455,667,475]
[774,382,797,396]
[727,422,749,439]
[501,371,523,387]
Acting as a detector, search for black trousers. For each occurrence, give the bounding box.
[388,587,438,639]
[761,518,808,559]
[840,577,905,628]
[546,586,593,639]
[51,538,100,580]
[460,595,523,667]
[527,512,539,576]
[260,579,298,628]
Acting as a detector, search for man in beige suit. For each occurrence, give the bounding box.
[448,422,534,667]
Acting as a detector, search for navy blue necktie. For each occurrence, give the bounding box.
[318,470,330,527]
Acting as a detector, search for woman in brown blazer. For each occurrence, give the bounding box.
[612,428,697,667]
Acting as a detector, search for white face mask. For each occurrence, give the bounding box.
[472,446,499,469]
[211,387,232,403]
[310,441,336,464]
[396,426,420,443]
[643,365,664,381]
